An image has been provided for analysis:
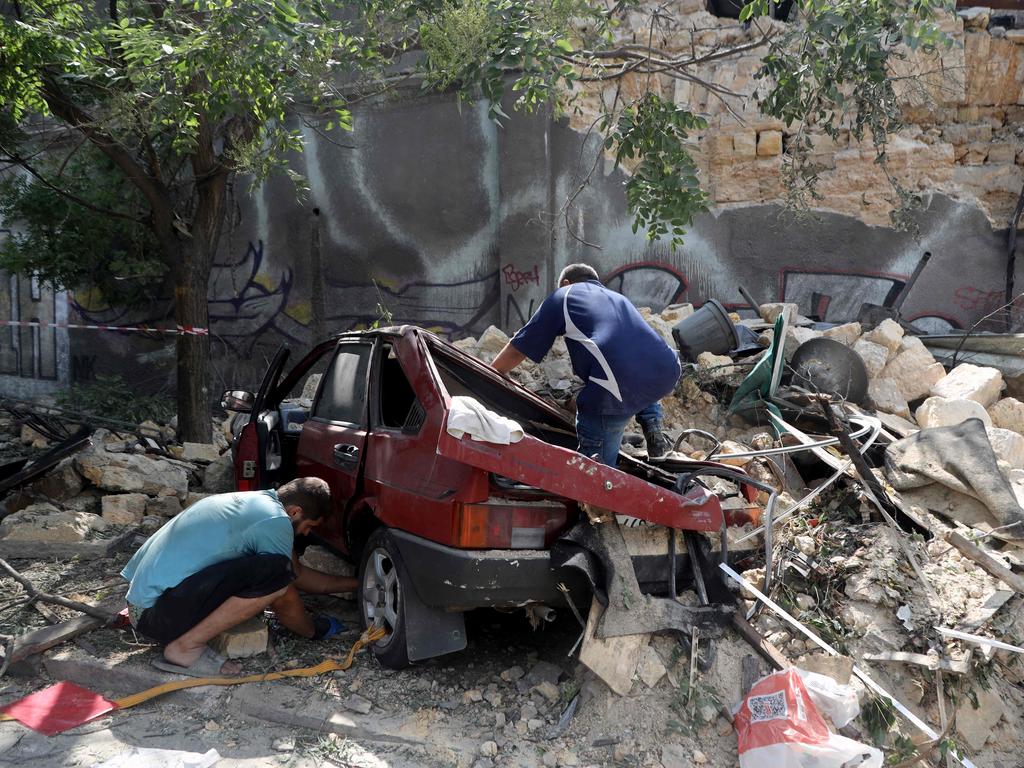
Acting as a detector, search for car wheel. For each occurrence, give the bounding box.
[358,528,410,668]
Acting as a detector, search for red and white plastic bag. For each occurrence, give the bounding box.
[733,668,882,768]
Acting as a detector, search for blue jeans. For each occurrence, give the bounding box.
[576,403,663,467]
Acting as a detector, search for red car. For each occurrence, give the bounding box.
[224,326,762,667]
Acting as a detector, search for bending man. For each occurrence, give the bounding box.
[492,263,681,465]
[121,477,356,676]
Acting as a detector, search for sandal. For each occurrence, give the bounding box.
[152,646,235,678]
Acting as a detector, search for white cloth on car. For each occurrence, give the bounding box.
[447,396,525,444]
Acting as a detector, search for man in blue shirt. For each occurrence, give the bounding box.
[121,477,356,676]
[492,263,680,465]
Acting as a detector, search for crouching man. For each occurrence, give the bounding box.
[121,477,357,677]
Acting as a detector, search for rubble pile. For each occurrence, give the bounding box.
[0,419,235,552]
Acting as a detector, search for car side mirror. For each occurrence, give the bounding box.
[221,389,255,413]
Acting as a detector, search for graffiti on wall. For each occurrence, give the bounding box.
[603,262,688,309]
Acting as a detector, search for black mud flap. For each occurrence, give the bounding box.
[552,519,733,639]
[395,549,468,663]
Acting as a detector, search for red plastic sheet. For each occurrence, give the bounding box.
[0,681,118,735]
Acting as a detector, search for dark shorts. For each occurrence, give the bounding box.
[136,554,294,645]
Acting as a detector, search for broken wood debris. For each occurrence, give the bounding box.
[944,530,1024,595]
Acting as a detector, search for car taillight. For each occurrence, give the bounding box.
[453,499,567,549]
[234,422,260,491]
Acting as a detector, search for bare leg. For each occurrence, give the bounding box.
[164,585,289,673]
[270,584,316,638]
[293,566,357,595]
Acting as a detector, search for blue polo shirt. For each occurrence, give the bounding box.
[510,280,681,416]
[121,490,293,609]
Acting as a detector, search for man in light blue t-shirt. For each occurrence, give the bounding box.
[492,263,680,466]
[121,477,356,677]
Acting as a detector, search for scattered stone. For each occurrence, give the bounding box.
[693,750,708,764]
[32,457,84,502]
[794,534,816,556]
[527,718,544,732]
[483,689,502,708]
[986,427,1024,469]
[822,322,861,346]
[915,397,992,429]
[861,319,904,357]
[759,302,798,324]
[988,397,1024,434]
[868,379,911,419]
[344,693,373,714]
[210,616,268,659]
[852,338,889,378]
[76,436,189,499]
[636,645,667,689]
[204,720,222,732]
[660,304,694,324]
[140,515,164,533]
[145,495,183,518]
[0,503,108,543]
[556,749,579,767]
[795,593,817,610]
[542,751,558,768]
[500,665,525,683]
[203,454,235,493]
[479,740,499,758]
[714,440,753,466]
[463,689,484,704]
[101,493,149,525]
[62,492,101,515]
[523,660,563,689]
[696,351,736,377]
[956,685,1004,751]
[272,737,295,752]
[786,326,824,352]
[880,337,942,401]
[930,364,1004,407]
[533,681,560,703]
[494,712,506,728]
[181,442,221,462]
[660,744,688,768]
[475,326,510,360]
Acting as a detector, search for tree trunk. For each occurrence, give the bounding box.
[172,253,213,443]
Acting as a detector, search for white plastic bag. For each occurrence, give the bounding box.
[734,669,882,768]
[798,668,861,728]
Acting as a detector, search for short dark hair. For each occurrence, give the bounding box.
[558,263,600,284]
[277,477,332,520]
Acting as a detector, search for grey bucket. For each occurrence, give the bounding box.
[672,299,739,361]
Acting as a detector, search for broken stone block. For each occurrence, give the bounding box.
[696,351,735,377]
[181,442,221,462]
[756,130,782,156]
[868,379,911,419]
[344,694,372,714]
[210,616,268,659]
[32,457,84,502]
[861,319,904,357]
[930,363,1004,407]
[914,397,992,429]
[787,326,824,349]
[20,425,49,449]
[956,684,1003,751]
[203,453,235,494]
[821,322,861,346]
[733,131,757,158]
[986,427,1024,469]
[660,303,693,325]
[452,337,477,353]
[0,504,108,543]
[146,495,183,518]
[636,644,666,689]
[62,492,101,515]
[76,434,189,500]
[988,397,1024,434]
[852,338,889,378]
[185,492,211,509]
[880,338,943,401]
[474,325,510,360]
[101,493,149,525]
[759,302,798,324]
[795,654,854,685]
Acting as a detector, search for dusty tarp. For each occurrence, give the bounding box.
[884,418,1024,538]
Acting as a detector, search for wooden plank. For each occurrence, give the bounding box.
[945,531,1024,595]
[0,597,122,666]
[731,613,789,671]
[960,589,1015,631]
[579,598,648,696]
[862,651,970,675]
[0,527,137,561]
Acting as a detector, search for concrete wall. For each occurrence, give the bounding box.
[0,81,1018,400]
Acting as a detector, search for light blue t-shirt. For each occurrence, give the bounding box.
[121,490,293,609]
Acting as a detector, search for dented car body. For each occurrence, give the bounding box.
[228,326,760,666]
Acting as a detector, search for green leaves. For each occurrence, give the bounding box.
[607,94,708,247]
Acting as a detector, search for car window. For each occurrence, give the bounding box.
[377,343,421,430]
[313,343,372,424]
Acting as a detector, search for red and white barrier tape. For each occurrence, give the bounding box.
[0,319,209,336]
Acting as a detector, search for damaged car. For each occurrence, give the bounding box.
[223,326,769,667]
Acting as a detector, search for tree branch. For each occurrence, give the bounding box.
[0,558,117,622]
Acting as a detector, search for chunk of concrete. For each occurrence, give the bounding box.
[636,644,667,689]
[474,325,510,360]
[852,338,889,378]
[986,427,1024,469]
[880,337,942,401]
[930,364,1004,407]
[203,453,235,494]
[822,322,861,346]
[101,493,149,525]
[0,504,108,543]
[696,351,736,377]
[32,457,84,502]
[76,434,189,499]
[988,397,1024,434]
[210,616,268,659]
[868,379,911,419]
[956,684,1003,751]
[660,304,693,325]
[145,495,183,518]
[914,397,992,429]
[861,319,904,357]
[759,302,798,324]
[181,442,221,462]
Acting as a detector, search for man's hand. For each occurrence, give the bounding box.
[492,342,526,375]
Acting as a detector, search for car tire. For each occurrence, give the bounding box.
[358,527,411,669]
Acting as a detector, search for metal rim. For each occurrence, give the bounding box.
[362,546,400,647]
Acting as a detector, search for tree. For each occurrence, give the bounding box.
[1,0,951,439]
